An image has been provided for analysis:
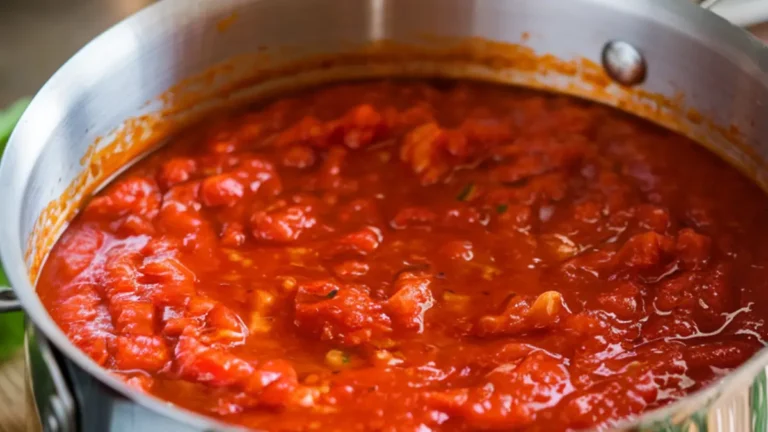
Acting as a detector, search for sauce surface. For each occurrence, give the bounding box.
[37,80,768,431]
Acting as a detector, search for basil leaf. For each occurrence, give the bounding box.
[456,183,475,201]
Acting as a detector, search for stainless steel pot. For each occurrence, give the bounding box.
[4,0,768,430]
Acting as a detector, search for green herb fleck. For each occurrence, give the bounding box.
[342,352,351,364]
[456,183,475,201]
[496,204,509,214]
[326,289,339,299]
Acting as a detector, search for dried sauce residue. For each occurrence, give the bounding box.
[216,11,239,33]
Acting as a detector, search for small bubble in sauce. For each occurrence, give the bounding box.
[539,205,554,222]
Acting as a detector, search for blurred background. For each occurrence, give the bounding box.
[0,0,154,107]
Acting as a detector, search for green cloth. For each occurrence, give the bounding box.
[0,98,30,361]
[0,98,29,147]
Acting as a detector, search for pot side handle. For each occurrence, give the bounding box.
[26,323,76,432]
[0,287,21,313]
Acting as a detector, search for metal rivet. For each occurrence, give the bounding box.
[601,40,647,87]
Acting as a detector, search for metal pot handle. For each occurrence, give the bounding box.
[0,285,21,313]
[26,324,76,432]
[0,262,21,312]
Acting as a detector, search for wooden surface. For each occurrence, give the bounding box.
[0,351,29,432]
[0,21,766,432]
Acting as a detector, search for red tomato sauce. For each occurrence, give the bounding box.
[37,80,768,431]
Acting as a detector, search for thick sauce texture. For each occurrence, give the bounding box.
[38,81,768,431]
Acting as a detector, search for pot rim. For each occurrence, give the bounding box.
[4,0,768,430]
